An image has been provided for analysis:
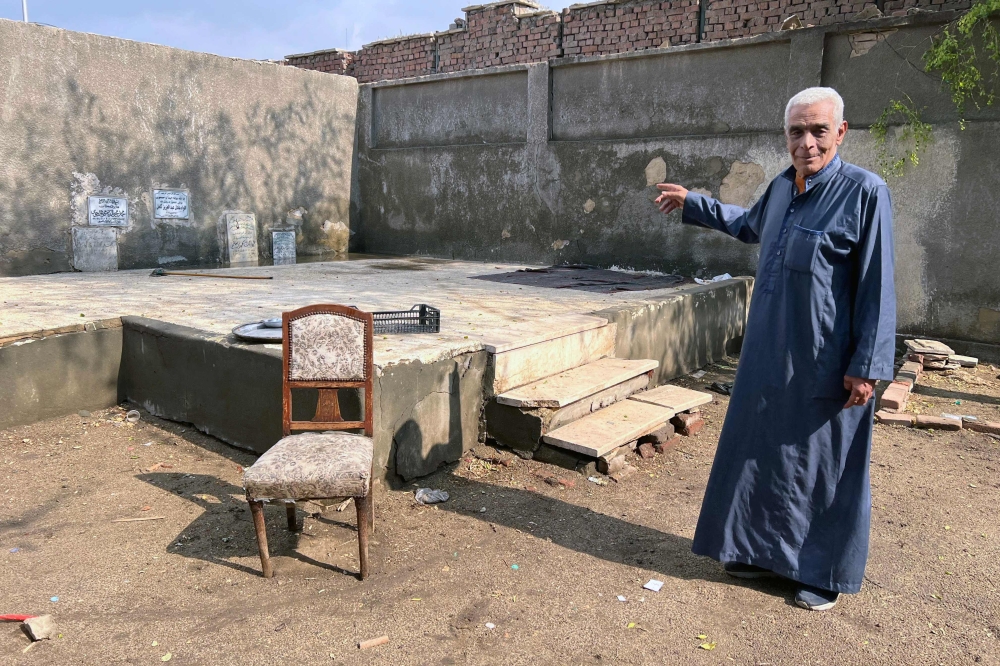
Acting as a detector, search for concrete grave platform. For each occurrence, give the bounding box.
[0,257,751,484]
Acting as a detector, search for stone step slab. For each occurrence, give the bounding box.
[489,323,616,395]
[480,314,609,354]
[628,384,713,412]
[496,358,659,408]
[542,399,675,458]
[949,354,979,368]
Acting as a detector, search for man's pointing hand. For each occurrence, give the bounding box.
[655,183,689,216]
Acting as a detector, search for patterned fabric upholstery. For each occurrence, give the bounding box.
[243,431,373,500]
[289,313,366,381]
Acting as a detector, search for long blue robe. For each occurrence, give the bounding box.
[685,155,896,594]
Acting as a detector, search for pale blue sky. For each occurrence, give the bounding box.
[1,1,577,60]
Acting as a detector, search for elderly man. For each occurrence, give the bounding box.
[655,87,895,611]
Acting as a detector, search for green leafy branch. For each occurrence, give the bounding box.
[871,96,933,178]
[872,0,1000,177]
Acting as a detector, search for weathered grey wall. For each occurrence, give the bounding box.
[353,12,1000,346]
[0,19,357,276]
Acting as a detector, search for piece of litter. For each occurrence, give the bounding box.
[643,579,664,592]
[696,634,707,640]
[511,564,519,570]
[112,516,165,523]
[617,595,627,602]
[9,547,19,554]
[627,622,636,629]
[49,597,58,603]
[485,623,496,630]
[126,410,141,424]
[161,653,172,662]
[699,642,717,651]
[152,641,158,647]
[694,273,732,285]
[143,441,153,446]
[336,498,353,512]
[479,507,487,513]
[414,488,450,505]
[690,370,707,379]
[587,476,608,485]
[359,635,389,650]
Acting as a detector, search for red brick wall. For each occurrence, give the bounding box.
[351,34,437,83]
[286,0,970,84]
[439,4,562,73]
[284,49,355,77]
[562,1,701,57]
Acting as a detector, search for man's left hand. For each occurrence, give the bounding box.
[843,376,876,409]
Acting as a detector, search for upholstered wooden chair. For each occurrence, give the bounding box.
[242,304,375,579]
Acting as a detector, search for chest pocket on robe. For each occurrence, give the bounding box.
[784,225,824,272]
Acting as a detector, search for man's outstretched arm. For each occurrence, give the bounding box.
[655,182,770,245]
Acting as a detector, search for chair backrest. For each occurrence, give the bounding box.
[282,304,374,438]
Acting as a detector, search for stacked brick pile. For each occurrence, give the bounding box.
[561,0,700,57]
[353,34,437,83]
[283,48,355,76]
[875,339,999,433]
[438,1,562,72]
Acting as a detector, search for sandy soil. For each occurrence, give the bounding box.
[2,359,999,665]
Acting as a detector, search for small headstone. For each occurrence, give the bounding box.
[271,230,296,265]
[152,189,190,219]
[88,196,128,226]
[226,213,259,265]
[72,227,118,272]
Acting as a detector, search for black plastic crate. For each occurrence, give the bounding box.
[372,304,440,334]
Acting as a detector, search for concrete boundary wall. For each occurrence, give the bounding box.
[0,19,358,277]
[354,13,1000,346]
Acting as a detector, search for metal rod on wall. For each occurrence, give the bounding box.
[22,0,29,22]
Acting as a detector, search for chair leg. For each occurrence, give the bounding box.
[285,502,297,532]
[249,499,273,578]
[355,492,372,580]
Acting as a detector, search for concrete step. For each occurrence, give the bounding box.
[481,314,609,354]
[542,399,675,458]
[485,358,657,455]
[488,322,616,395]
[497,358,659,409]
[628,384,713,412]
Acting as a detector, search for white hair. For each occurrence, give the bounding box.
[784,87,845,132]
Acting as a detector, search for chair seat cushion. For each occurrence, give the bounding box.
[243,431,373,500]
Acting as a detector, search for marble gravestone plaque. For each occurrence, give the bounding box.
[271,231,296,265]
[72,227,118,272]
[88,196,128,226]
[226,213,259,265]
[153,189,190,219]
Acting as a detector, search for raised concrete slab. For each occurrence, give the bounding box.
[542,399,675,458]
[497,358,657,408]
[490,323,616,395]
[628,384,713,412]
[482,313,607,354]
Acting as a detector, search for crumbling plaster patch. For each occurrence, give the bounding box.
[645,156,667,186]
[718,161,766,207]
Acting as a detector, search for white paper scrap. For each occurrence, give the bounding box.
[643,579,664,592]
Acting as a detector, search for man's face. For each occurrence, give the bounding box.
[786,100,847,177]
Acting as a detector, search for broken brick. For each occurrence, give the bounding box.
[966,421,1000,435]
[875,410,914,427]
[638,442,656,459]
[879,381,910,413]
[654,435,682,454]
[915,415,962,431]
[671,412,704,436]
[638,423,675,445]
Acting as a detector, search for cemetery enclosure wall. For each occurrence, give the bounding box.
[353,12,1000,346]
[0,19,358,277]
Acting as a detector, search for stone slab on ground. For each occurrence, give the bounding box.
[490,323,616,394]
[496,358,657,408]
[542,399,674,458]
[905,339,955,356]
[628,384,712,412]
[950,354,979,368]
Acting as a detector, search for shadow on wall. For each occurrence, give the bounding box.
[0,55,354,275]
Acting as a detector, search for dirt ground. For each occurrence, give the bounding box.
[2,358,999,665]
